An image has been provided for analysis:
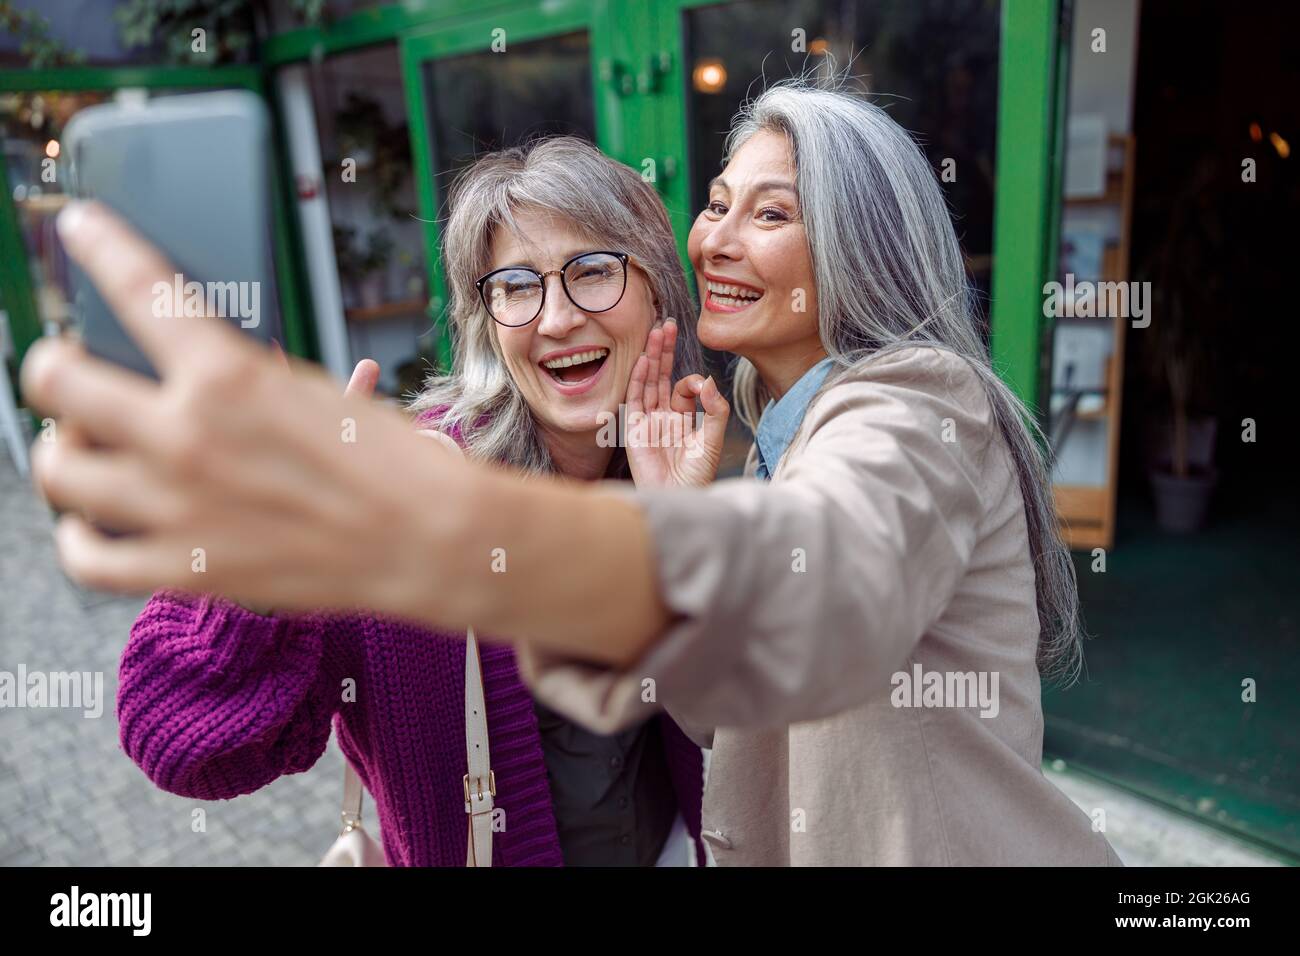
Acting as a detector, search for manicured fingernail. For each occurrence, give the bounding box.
[692,380,704,392]
[56,201,89,244]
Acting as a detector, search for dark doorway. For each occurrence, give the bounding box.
[1045,0,1300,859]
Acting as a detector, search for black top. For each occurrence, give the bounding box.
[532,699,678,866]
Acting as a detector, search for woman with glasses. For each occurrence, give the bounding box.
[27,76,1119,865]
[108,137,725,866]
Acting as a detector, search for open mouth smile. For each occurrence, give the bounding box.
[538,346,610,394]
[704,278,765,312]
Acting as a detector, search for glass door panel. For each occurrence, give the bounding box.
[295,41,428,396]
[401,3,604,369]
[424,31,595,190]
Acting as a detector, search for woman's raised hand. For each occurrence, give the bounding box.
[20,202,674,660]
[624,320,729,488]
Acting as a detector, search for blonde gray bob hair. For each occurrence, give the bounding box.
[410,136,702,476]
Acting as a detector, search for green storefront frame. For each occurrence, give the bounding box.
[2,0,1062,412]
[991,0,1067,417]
[0,64,316,370]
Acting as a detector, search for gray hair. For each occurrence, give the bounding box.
[725,74,1083,685]
[409,136,702,477]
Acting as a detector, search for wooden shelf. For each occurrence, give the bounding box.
[345,298,427,322]
[1064,172,1126,207]
[1054,484,1110,551]
[1051,133,1136,552]
[1050,398,1112,424]
[15,193,71,214]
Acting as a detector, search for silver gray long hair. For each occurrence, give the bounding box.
[726,76,1082,685]
[409,137,702,477]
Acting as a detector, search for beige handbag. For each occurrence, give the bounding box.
[319,629,494,867]
[317,758,387,867]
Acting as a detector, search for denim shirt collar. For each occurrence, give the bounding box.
[754,357,835,481]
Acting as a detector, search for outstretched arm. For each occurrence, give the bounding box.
[24,203,670,665]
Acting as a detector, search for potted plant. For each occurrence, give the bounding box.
[332,225,396,310]
[396,248,427,300]
[332,224,365,309]
[333,92,413,218]
[1140,158,1226,532]
[359,228,394,308]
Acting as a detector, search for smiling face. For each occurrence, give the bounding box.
[488,208,658,454]
[688,129,825,394]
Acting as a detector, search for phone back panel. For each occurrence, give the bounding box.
[63,90,280,378]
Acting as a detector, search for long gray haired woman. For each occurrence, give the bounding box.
[607,76,1116,864]
[27,80,1119,866]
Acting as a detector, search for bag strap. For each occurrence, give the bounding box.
[336,630,493,866]
[463,627,495,866]
[340,762,364,833]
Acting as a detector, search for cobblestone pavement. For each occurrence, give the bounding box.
[1,455,359,866]
[0,453,1281,867]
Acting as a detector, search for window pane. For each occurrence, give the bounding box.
[424,31,594,192]
[306,43,427,396]
[0,0,256,67]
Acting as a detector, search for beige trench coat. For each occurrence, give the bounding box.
[520,346,1123,866]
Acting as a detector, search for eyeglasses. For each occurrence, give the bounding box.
[475,251,637,328]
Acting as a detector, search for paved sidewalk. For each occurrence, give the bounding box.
[1,455,353,866]
[1045,762,1282,866]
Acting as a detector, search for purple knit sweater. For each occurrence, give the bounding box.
[118,591,705,866]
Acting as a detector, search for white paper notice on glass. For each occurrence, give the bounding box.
[1051,322,1111,393]
[1065,114,1108,199]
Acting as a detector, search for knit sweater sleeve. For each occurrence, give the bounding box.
[117,590,358,800]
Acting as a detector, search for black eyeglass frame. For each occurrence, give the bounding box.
[474,250,643,327]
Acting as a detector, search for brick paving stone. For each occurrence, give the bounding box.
[1,459,340,866]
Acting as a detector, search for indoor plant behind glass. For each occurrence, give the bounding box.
[358,228,394,308]
[1140,157,1226,533]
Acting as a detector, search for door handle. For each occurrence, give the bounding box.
[602,53,673,97]
[636,51,673,95]
[599,58,636,97]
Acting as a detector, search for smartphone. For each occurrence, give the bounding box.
[62,90,281,379]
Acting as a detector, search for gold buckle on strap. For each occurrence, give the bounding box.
[463,771,496,809]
